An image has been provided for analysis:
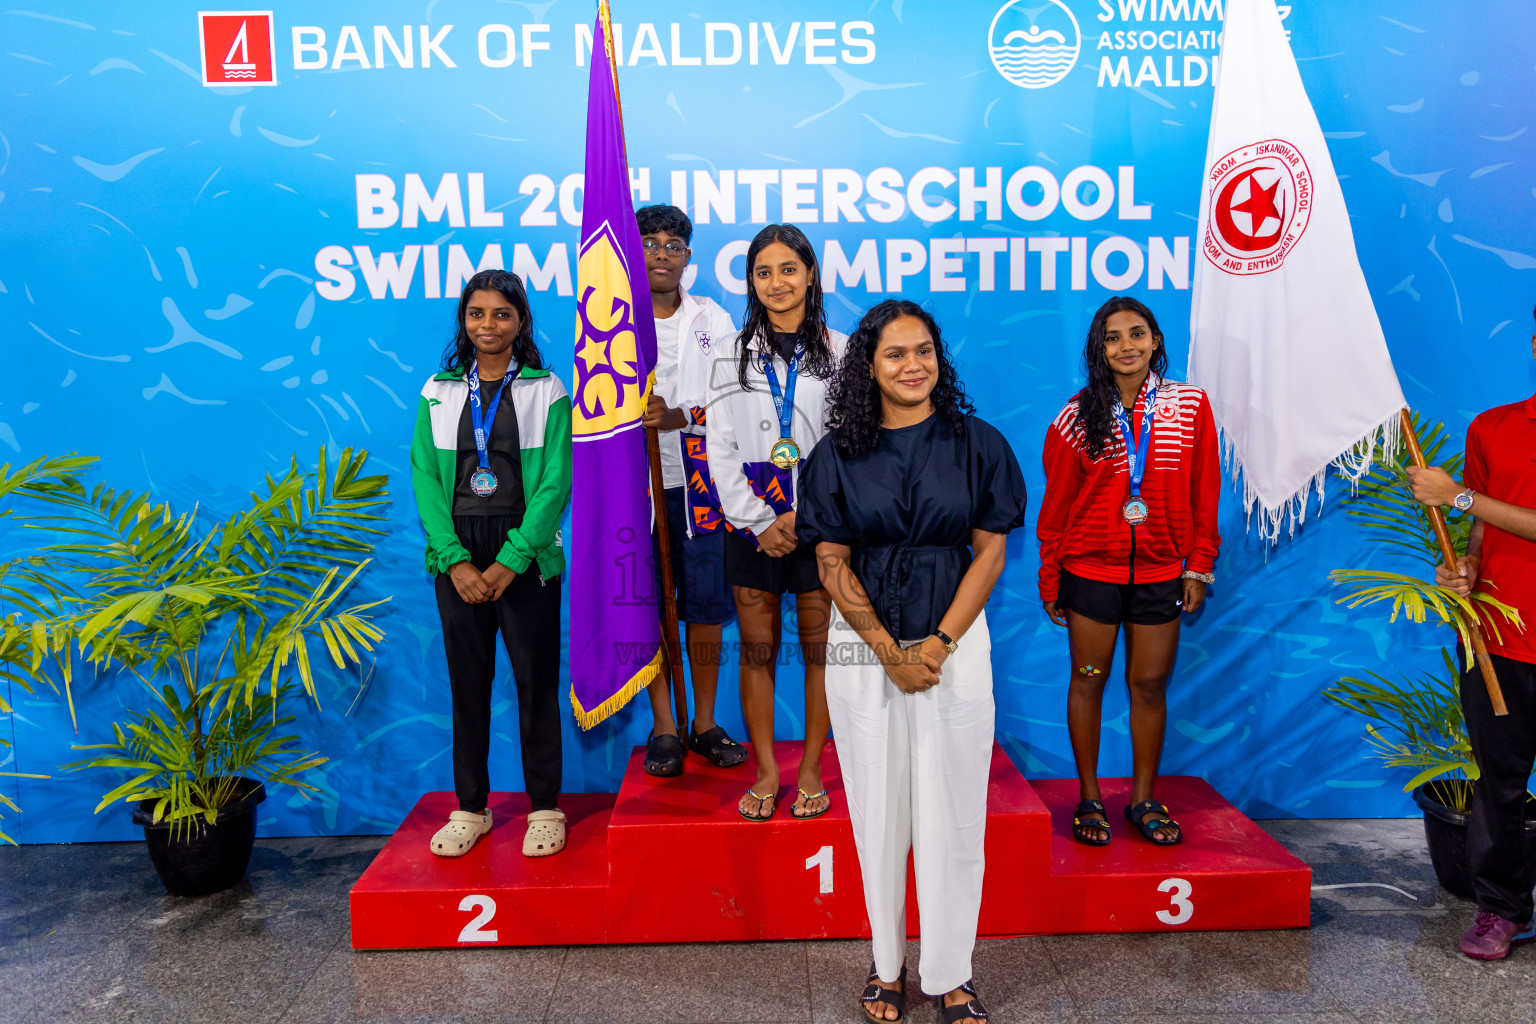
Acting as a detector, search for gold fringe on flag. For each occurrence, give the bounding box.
[569,648,662,731]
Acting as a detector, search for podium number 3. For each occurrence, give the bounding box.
[458,894,499,942]
[1156,877,1193,925]
[806,845,834,894]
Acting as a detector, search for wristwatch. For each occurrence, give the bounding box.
[933,629,960,654]
[1453,488,1476,513]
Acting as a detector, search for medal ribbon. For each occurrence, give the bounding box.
[467,362,513,470]
[1113,375,1157,502]
[761,344,800,445]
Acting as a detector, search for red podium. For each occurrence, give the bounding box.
[349,742,1309,949]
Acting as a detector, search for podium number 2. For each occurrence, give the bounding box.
[806,845,834,894]
[458,894,499,942]
[1156,877,1193,925]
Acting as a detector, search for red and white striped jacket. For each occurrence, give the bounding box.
[1037,375,1221,602]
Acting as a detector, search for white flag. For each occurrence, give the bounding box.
[1189,0,1405,539]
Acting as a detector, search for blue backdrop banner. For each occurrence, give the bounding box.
[3,1,1535,842]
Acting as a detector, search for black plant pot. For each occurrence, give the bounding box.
[1412,783,1536,900]
[132,778,267,897]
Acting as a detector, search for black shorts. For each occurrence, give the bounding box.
[725,530,823,595]
[654,488,735,626]
[1058,570,1182,626]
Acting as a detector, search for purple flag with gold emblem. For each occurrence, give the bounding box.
[568,6,660,729]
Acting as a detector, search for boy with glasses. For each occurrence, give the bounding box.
[635,204,745,775]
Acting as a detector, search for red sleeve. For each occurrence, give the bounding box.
[1464,416,1489,494]
[1185,391,1222,575]
[1037,419,1083,602]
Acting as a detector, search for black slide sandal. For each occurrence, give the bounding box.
[939,979,989,1022]
[861,962,908,1024]
[1125,799,1182,846]
[1072,799,1111,846]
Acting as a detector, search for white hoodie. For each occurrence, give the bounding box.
[704,327,848,538]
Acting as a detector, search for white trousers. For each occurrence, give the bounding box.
[826,606,996,997]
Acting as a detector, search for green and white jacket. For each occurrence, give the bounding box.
[409,364,572,580]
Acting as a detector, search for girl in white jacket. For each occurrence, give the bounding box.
[705,224,847,822]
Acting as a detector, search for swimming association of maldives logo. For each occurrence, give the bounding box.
[197,11,276,86]
[1203,139,1314,276]
[988,0,1081,89]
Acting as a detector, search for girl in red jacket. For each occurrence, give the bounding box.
[1037,296,1220,847]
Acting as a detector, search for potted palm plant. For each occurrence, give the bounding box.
[1325,414,1524,897]
[2,448,388,894]
[1322,648,1536,897]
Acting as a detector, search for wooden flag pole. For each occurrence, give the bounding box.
[600,0,691,743]
[1399,408,1508,717]
[645,425,691,746]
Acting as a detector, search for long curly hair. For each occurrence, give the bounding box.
[1078,295,1167,460]
[827,300,974,458]
[439,269,544,376]
[736,224,835,390]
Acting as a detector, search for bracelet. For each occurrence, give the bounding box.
[1182,570,1215,584]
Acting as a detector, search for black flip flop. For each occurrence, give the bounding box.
[738,787,776,822]
[792,787,832,820]
[690,722,748,768]
[643,731,684,778]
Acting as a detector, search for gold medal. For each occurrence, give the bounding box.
[769,437,801,468]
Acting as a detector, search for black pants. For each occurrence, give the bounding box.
[1462,652,1536,921]
[434,516,562,814]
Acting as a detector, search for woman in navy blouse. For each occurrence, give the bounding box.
[797,299,1026,1024]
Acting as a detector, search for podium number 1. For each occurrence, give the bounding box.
[1156,877,1193,925]
[806,845,834,894]
[458,894,499,942]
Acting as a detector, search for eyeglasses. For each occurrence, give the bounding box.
[642,239,688,256]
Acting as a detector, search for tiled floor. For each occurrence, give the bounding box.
[2,819,1533,1023]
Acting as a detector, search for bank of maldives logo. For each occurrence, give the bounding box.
[198,11,276,86]
[988,0,1081,89]
[1203,139,1314,276]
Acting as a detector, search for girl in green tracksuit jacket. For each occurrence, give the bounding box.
[408,268,572,861]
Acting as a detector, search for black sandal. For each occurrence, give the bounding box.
[1125,799,1182,846]
[1072,799,1111,846]
[643,731,684,777]
[939,979,989,1022]
[690,722,748,768]
[861,962,907,1024]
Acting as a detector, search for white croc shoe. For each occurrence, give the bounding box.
[523,809,567,858]
[430,809,492,858]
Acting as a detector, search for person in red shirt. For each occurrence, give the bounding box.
[1408,308,1536,961]
[1037,296,1220,846]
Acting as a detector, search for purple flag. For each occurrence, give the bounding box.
[568,10,660,728]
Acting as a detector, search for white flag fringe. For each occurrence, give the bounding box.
[1221,411,1402,542]
[1189,0,1406,541]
